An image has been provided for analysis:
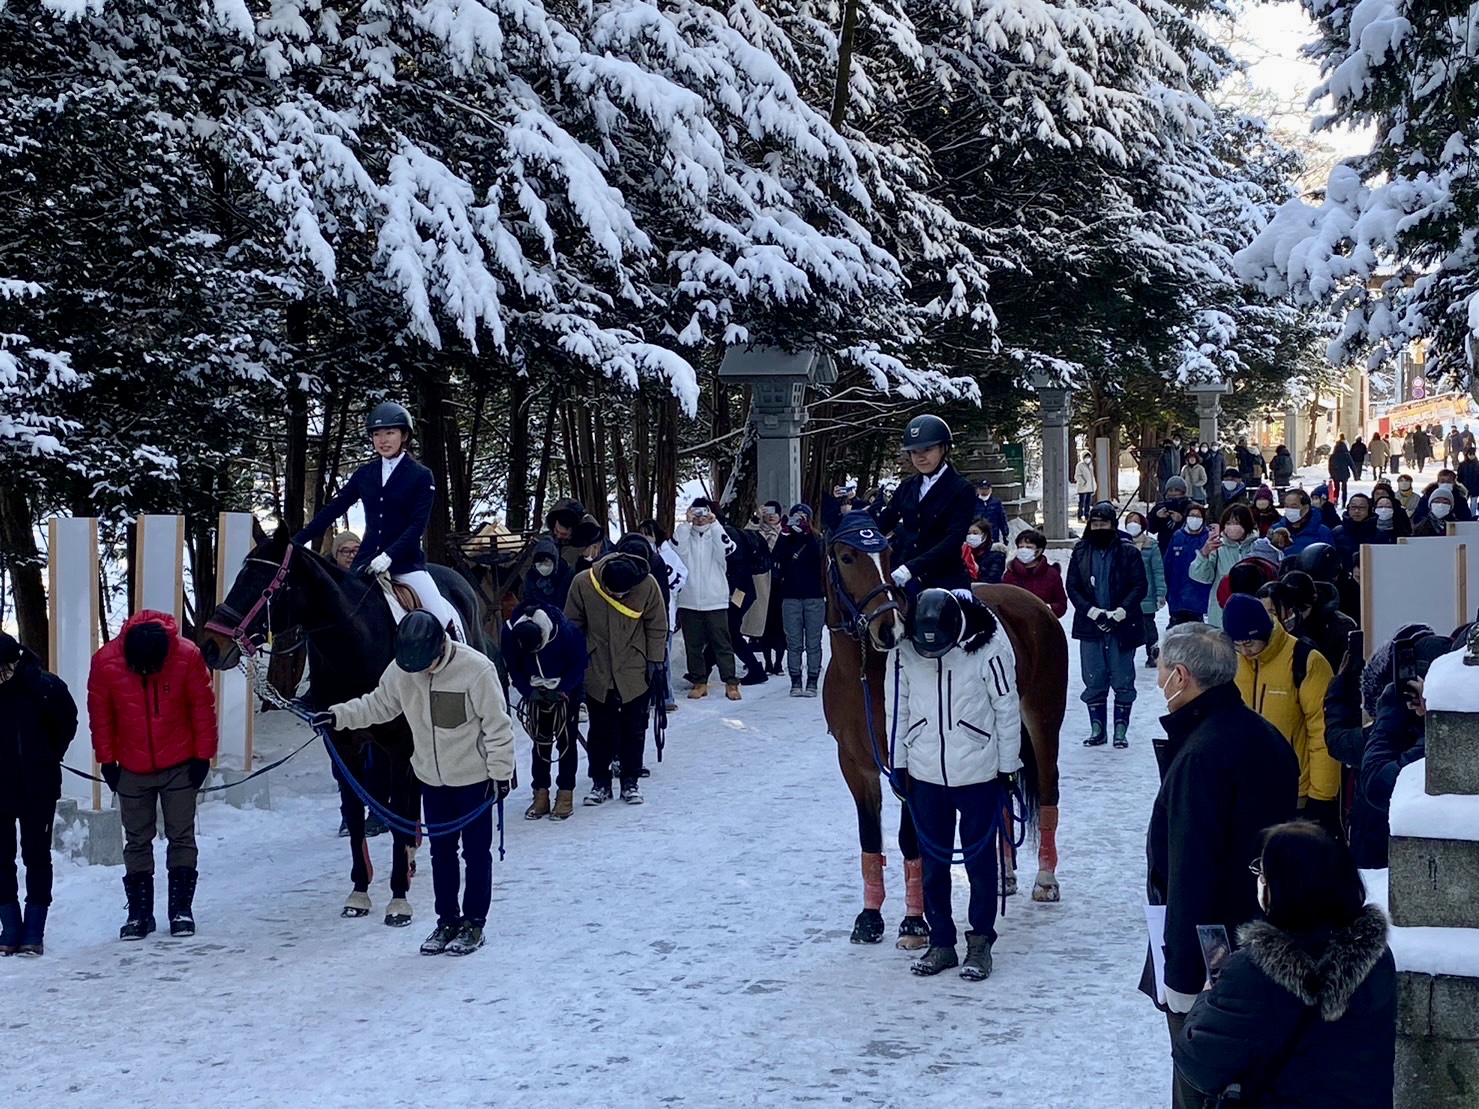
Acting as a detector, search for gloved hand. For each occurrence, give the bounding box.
[489,779,511,802]
[890,564,912,587]
[309,709,337,732]
[646,660,664,685]
[1109,608,1127,622]
[187,758,211,789]
[1087,607,1105,622]
[101,762,122,792]
[362,552,393,576]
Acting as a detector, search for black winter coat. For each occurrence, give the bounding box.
[1066,538,1148,645]
[1148,496,1195,553]
[1141,683,1299,1000]
[1353,682,1425,869]
[0,647,79,809]
[1174,906,1396,1109]
[1350,440,1368,465]
[523,536,576,610]
[874,464,976,590]
[1236,444,1268,480]
[772,529,825,600]
[1328,443,1353,482]
[1271,450,1295,485]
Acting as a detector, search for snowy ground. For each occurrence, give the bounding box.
[6,563,1181,1109]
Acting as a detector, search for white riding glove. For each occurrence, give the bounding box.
[1087,607,1104,621]
[1109,608,1127,622]
[367,552,392,575]
[891,565,912,587]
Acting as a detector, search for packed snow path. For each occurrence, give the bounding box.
[10,579,1172,1107]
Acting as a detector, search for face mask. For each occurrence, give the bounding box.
[1087,528,1117,548]
[535,560,555,577]
[1223,524,1245,541]
[965,534,985,548]
[1376,507,1395,521]
[1399,480,1412,490]
[1184,516,1204,533]
[1125,522,1144,537]
[1432,502,1452,519]
[1158,665,1187,710]
[1255,499,1271,510]
[1014,547,1039,564]
[1257,874,1270,913]
[1222,480,1239,491]
[1284,507,1304,523]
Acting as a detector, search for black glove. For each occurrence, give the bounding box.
[187,758,211,789]
[309,709,336,732]
[646,660,664,685]
[101,762,122,792]
[490,779,511,802]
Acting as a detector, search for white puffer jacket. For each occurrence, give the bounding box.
[672,521,735,612]
[895,612,1022,787]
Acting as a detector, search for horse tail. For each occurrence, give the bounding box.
[1015,722,1041,841]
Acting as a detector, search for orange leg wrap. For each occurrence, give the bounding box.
[902,857,924,917]
[1038,804,1060,872]
[862,852,886,911]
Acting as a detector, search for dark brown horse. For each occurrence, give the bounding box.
[823,537,1069,946]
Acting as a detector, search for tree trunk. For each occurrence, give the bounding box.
[633,392,652,521]
[283,305,310,532]
[830,0,859,129]
[1305,391,1321,467]
[609,418,638,533]
[0,487,48,654]
[416,370,453,564]
[504,375,530,532]
[531,394,558,533]
[656,396,679,534]
[444,385,472,534]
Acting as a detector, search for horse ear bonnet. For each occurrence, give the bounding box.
[124,622,170,676]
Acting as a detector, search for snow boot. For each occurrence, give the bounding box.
[960,932,993,981]
[18,904,46,956]
[119,872,156,941]
[0,902,20,955]
[725,682,742,701]
[620,781,644,805]
[420,920,459,956]
[584,783,613,807]
[687,682,708,700]
[551,789,574,820]
[910,946,960,976]
[167,867,198,938]
[1113,701,1132,749]
[525,788,551,820]
[446,921,485,956]
[789,676,804,698]
[1082,702,1109,747]
[804,675,819,698]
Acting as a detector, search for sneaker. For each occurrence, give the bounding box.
[620,782,644,805]
[446,921,485,956]
[804,676,819,698]
[420,920,460,956]
[583,784,613,807]
[910,946,959,976]
[789,678,804,697]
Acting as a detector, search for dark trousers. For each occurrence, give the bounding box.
[1077,492,1093,519]
[119,765,199,876]
[421,781,493,926]
[1,801,57,907]
[1141,613,1160,659]
[707,603,761,677]
[680,608,736,684]
[1166,1010,1203,1109]
[909,778,1001,948]
[1080,637,1137,706]
[528,691,580,792]
[1331,478,1348,504]
[586,687,651,788]
[1352,462,1363,480]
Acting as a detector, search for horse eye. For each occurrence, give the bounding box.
[841,555,853,564]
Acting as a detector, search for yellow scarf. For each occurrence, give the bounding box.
[590,571,643,619]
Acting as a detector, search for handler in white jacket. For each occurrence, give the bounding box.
[896,587,1021,982]
[319,610,514,958]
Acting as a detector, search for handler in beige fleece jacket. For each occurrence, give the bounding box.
[324,610,514,956]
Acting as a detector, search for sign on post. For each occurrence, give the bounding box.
[133,514,185,619]
[214,513,257,770]
[48,517,101,810]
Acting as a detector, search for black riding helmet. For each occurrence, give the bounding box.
[367,401,414,436]
[909,588,963,658]
[396,610,447,673]
[1293,541,1343,583]
[902,414,952,452]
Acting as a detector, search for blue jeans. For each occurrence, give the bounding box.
[421,781,494,926]
[1079,637,1137,706]
[781,597,826,680]
[909,778,1001,948]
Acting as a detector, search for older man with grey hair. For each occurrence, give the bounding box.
[1138,622,1300,1109]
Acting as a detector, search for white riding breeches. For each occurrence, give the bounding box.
[393,570,466,642]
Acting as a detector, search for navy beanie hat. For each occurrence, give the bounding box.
[788,503,813,520]
[1223,594,1274,643]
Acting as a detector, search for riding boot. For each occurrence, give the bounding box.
[119,872,156,941]
[1113,701,1132,749]
[168,867,198,937]
[1082,702,1109,747]
[0,903,20,955]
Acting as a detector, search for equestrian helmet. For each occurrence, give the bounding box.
[902,414,952,451]
[1293,541,1342,583]
[367,401,414,436]
[909,588,964,659]
[395,610,447,673]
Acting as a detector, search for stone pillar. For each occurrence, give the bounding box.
[1094,436,1113,503]
[1033,375,1071,539]
[1387,649,1479,1107]
[1187,382,1231,445]
[720,348,836,514]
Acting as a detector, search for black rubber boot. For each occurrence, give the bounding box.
[0,902,20,955]
[168,867,198,937]
[910,945,960,976]
[19,904,48,955]
[1082,702,1109,747]
[1113,701,1133,749]
[119,873,156,941]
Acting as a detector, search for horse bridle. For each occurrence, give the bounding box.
[203,544,296,657]
[827,553,906,641]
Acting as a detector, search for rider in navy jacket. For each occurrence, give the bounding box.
[874,416,977,591]
[296,454,435,574]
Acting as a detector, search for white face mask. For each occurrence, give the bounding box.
[1284,506,1304,523]
[1125,522,1144,537]
[1222,480,1239,491]
[1399,480,1412,490]
[1376,506,1395,521]
[1432,502,1452,519]
[1255,499,1271,510]
[535,560,555,577]
[1223,524,1245,541]
[965,534,985,548]
[1014,547,1039,564]
[1257,874,1270,914]
[1157,664,1187,710]
[1184,516,1204,533]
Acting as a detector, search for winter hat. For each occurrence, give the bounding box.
[1223,594,1274,644]
[788,503,813,521]
[1254,484,1275,504]
[0,632,20,667]
[601,555,646,595]
[331,531,361,557]
[976,478,993,490]
[123,620,171,676]
[1248,537,1283,567]
[1431,487,1455,504]
[1310,483,1329,501]
[1166,477,1188,495]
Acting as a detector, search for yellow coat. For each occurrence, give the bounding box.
[1234,624,1340,803]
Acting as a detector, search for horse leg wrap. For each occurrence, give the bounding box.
[902,857,924,918]
[1038,804,1059,872]
[862,852,886,912]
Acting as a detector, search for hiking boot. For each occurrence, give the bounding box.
[119,872,156,941]
[687,682,708,700]
[960,932,993,980]
[365,811,389,838]
[583,784,613,807]
[789,677,804,697]
[551,789,574,820]
[725,682,742,701]
[910,946,959,976]
[1082,703,1109,747]
[1113,701,1132,749]
[446,921,485,956]
[0,903,20,955]
[620,781,644,805]
[804,676,819,698]
[167,867,198,937]
[525,788,551,820]
[420,920,460,956]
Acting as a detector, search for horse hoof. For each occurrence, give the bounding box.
[850,909,885,944]
[1031,873,1061,903]
[384,898,413,927]
[342,890,372,918]
[895,915,929,949]
[1003,874,1019,897]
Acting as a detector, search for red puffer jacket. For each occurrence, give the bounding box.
[88,610,219,774]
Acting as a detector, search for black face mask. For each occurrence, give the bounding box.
[1087,528,1118,548]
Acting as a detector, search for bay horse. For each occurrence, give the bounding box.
[199,529,490,926]
[823,524,1068,947]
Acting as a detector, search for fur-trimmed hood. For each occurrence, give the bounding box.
[957,593,1000,654]
[1236,905,1389,1022]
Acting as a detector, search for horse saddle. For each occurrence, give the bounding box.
[371,573,423,625]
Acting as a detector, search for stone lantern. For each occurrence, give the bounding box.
[719,347,836,512]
